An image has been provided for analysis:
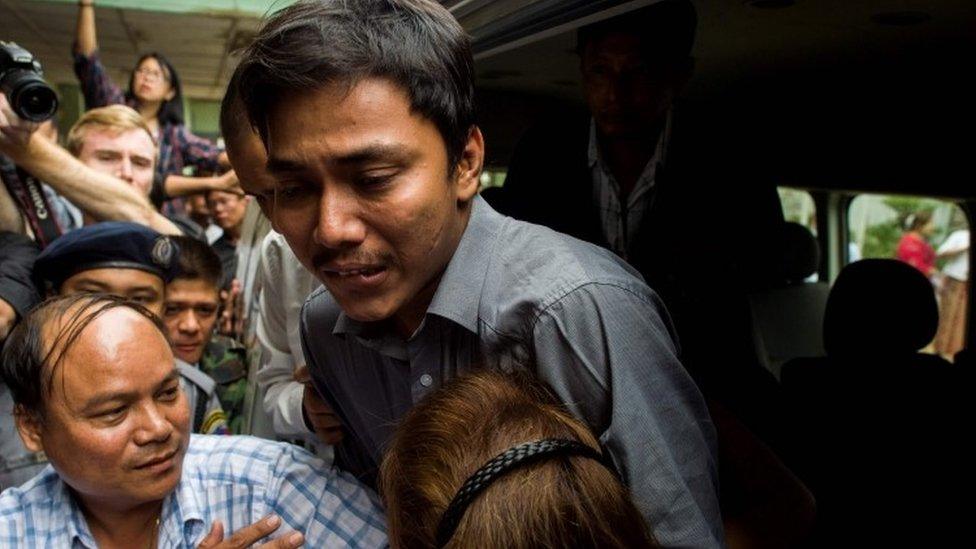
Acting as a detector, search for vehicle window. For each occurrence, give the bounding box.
[848,193,969,358]
[480,169,507,191]
[778,187,817,236]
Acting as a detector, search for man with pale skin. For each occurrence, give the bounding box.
[0,96,238,237]
[233,1,721,545]
[0,293,386,548]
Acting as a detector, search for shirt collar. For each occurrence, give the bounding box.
[161,468,206,543]
[333,195,499,341]
[52,479,97,548]
[42,466,202,548]
[586,111,673,173]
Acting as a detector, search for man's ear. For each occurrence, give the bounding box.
[454,126,484,206]
[14,404,44,453]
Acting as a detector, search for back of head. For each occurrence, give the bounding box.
[824,258,938,357]
[380,370,655,549]
[172,235,222,289]
[66,104,156,156]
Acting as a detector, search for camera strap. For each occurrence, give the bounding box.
[0,156,63,248]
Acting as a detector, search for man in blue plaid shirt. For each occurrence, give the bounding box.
[0,293,386,548]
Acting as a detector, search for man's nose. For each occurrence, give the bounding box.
[178,311,200,334]
[116,157,134,183]
[133,401,175,445]
[313,189,367,249]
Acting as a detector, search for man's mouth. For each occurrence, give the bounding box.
[319,264,389,289]
[174,342,201,355]
[134,447,179,470]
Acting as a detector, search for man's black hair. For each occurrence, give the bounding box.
[234,0,476,168]
[0,293,167,417]
[127,52,185,126]
[577,0,697,62]
[172,235,222,290]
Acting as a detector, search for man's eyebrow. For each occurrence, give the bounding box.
[267,144,415,175]
[79,370,180,412]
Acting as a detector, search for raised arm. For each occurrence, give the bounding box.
[163,170,240,198]
[75,1,98,56]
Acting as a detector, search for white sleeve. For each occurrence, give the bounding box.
[255,232,315,438]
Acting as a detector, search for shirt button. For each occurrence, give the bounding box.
[419,374,433,387]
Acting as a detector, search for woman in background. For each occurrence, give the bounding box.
[73,1,232,215]
[896,210,937,277]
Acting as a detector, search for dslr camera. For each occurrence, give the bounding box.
[0,41,59,122]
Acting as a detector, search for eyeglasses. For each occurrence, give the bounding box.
[134,68,169,82]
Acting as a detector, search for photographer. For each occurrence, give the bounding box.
[74,1,232,215]
[0,93,218,238]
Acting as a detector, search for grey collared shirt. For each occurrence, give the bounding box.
[300,196,723,548]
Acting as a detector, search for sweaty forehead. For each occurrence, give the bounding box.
[40,306,172,404]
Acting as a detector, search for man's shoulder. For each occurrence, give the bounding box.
[0,467,62,524]
[183,435,321,486]
[481,216,652,328]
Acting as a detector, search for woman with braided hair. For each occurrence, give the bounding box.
[380,370,656,549]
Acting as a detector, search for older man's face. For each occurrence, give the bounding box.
[19,306,190,510]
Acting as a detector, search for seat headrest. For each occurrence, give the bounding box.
[778,222,820,283]
[824,259,938,356]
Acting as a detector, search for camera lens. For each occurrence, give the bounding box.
[0,69,59,122]
[12,81,58,122]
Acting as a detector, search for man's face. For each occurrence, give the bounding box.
[18,307,190,510]
[60,268,166,316]
[206,190,249,232]
[265,78,481,333]
[581,32,683,139]
[163,278,219,364]
[77,128,156,197]
[226,129,275,221]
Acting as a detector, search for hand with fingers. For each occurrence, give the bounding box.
[196,515,304,549]
[0,93,41,158]
[218,278,244,339]
[295,365,345,445]
[215,170,242,194]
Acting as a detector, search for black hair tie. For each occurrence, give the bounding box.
[435,438,610,548]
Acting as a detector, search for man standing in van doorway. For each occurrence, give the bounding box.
[233,1,723,546]
[496,1,784,432]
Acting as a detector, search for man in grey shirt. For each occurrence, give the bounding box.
[232,0,722,546]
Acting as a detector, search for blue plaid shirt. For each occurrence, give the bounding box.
[0,435,387,548]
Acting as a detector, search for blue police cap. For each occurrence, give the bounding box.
[34,222,180,291]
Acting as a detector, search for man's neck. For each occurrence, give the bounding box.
[598,118,666,199]
[79,495,163,549]
[390,202,474,339]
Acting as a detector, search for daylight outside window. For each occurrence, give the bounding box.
[848,194,969,359]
